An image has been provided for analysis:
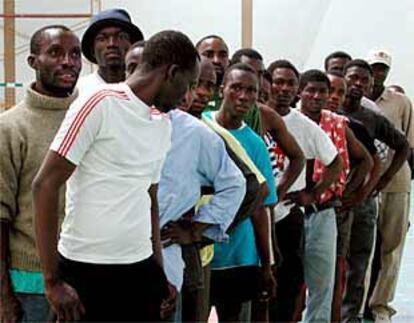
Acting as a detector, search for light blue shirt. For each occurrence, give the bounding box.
[158,110,246,289]
[204,111,278,269]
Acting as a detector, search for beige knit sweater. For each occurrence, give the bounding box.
[0,84,77,272]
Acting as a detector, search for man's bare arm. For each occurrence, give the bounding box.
[343,127,373,196]
[32,151,84,321]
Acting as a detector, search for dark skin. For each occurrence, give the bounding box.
[125,46,144,78]
[343,66,409,192]
[239,56,305,200]
[0,27,81,323]
[325,56,351,73]
[259,77,271,104]
[369,63,389,101]
[93,26,132,83]
[300,80,372,202]
[32,58,200,321]
[187,59,217,118]
[268,68,343,206]
[215,68,276,300]
[125,52,214,243]
[327,74,381,208]
[196,37,230,88]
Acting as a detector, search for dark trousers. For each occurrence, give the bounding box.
[181,264,211,322]
[268,206,305,322]
[210,266,260,322]
[58,254,168,322]
[342,197,377,321]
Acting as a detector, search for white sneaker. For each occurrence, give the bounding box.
[374,311,391,323]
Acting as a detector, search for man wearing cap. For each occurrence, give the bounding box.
[366,50,414,322]
[77,8,143,95]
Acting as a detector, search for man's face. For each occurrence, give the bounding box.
[155,61,201,112]
[29,28,81,96]
[270,68,299,107]
[327,74,347,112]
[197,38,229,85]
[259,77,271,104]
[125,46,144,77]
[370,63,389,87]
[344,66,372,100]
[93,26,132,68]
[299,81,329,114]
[222,69,258,119]
[239,55,265,87]
[326,57,351,73]
[188,60,216,117]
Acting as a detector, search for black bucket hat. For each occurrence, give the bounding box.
[81,8,144,64]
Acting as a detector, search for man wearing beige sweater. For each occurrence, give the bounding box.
[0,25,81,322]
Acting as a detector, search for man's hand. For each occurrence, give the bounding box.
[276,184,288,201]
[0,281,22,323]
[257,267,276,302]
[161,221,201,247]
[285,190,316,207]
[373,175,391,194]
[45,280,85,322]
[160,282,177,320]
[340,188,370,211]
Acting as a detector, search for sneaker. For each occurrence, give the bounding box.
[374,311,391,323]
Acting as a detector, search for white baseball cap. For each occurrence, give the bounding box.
[367,50,392,67]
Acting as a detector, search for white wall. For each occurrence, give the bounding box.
[2,0,414,105]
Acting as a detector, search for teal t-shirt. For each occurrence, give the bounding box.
[204,111,277,269]
[10,269,44,294]
[204,99,263,136]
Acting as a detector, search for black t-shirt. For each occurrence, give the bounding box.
[348,118,377,155]
[339,105,408,151]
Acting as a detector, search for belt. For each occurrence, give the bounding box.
[304,199,342,215]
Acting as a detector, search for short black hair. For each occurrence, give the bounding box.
[129,40,146,51]
[195,34,227,49]
[230,48,263,65]
[324,51,352,70]
[223,62,258,85]
[30,25,71,54]
[262,70,272,84]
[267,59,300,79]
[299,69,330,92]
[142,30,199,71]
[344,59,373,76]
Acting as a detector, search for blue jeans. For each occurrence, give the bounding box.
[303,207,337,323]
[16,293,50,322]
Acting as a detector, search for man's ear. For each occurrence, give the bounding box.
[219,84,224,98]
[27,54,37,70]
[166,64,179,81]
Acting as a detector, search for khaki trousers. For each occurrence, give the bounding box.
[369,192,410,317]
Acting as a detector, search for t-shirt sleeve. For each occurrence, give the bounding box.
[150,159,164,184]
[375,113,408,150]
[254,137,278,206]
[308,122,338,165]
[349,120,377,155]
[50,94,105,165]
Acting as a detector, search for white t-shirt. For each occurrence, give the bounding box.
[76,71,108,98]
[274,108,337,222]
[50,83,171,264]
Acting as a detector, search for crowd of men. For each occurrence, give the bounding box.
[1,7,413,323]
